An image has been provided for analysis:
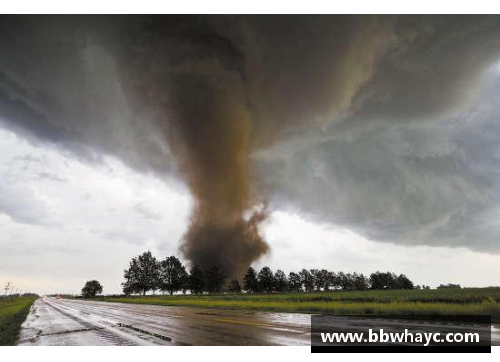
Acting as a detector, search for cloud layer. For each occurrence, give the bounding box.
[0,15,500,259]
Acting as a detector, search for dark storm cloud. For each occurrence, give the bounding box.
[0,15,500,266]
[258,69,500,253]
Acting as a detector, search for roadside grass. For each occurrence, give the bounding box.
[99,288,500,321]
[0,297,37,345]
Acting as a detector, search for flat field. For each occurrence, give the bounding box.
[0,297,37,345]
[98,288,500,321]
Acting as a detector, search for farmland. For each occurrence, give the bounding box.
[98,287,500,321]
[0,297,37,345]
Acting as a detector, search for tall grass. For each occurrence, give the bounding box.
[0,297,37,345]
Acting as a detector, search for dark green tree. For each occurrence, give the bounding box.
[395,274,414,290]
[369,271,396,290]
[288,272,302,292]
[437,283,461,289]
[258,266,275,293]
[310,269,320,291]
[274,269,288,292]
[353,273,370,290]
[243,267,259,293]
[326,271,337,291]
[369,271,415,290]
[188,265,205,294]
[81,280,103,298]
[122,251,159,296]
[318,269,330,291]
[180,268,189,294]
[158,256,187,295]
[310,269,329,291]
[300,269,314,292]
[205,266,227,293]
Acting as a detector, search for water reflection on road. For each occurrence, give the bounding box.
[18,297,500,346]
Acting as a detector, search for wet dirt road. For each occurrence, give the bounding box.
[18,297,311,346]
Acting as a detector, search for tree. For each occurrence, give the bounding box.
[288,272,303,292]
[300,269,314,292]
[188,265,205,294]
[81,280,103,298]
[274,269,288,292]
[310,269,329,291]
[395,274,414,290]
[326,271,338,291]
[310,269,320,291]
[353,273,370,290]
[243,267,259,293]
[437,283,461,289]
[180,268,189,294]
[122,251,159,296]
[319,269,330,291]
[258,266,275,293]
[369,271,415,290]
[158,256,187,295]
[205,266,227,293]
[227,279,242,293]
[370,271,396,290]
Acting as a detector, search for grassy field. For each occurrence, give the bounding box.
[99,288,500,321]
[0,297,37,345]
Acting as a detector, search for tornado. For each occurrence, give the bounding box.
[112,17,272,278]
[169,69,270,278]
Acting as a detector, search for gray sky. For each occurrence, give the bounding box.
[1,16,500,294]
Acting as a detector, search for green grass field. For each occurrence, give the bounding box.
[0,297,37,345]
[99,288,500,321]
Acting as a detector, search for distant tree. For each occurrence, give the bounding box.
[288,272,302,292]
[122,257,139,296]
[437,283,461,290]
[258,267,275,293]
[370,271,396,290]
[188,265,205,294]
[227,279,242,293]
[353,273,370,290]
[243,267,259,293]
[205,266,227,293]
[122,251,159,296]
[158,256,187,295]
[319,269,331,291]
[310,269,329,291]
[337,272,352,290]
[180,268,189,294]
[309,269,320,291]
[326,271,338,291]
[81,280,103,298]
[368,271,415,290]
[395,274,414,290]
[300,269,314,292]
[274,270,288,292]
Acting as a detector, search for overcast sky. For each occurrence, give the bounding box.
[1,16,500,294]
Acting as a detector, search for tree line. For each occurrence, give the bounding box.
[121,251,418,296]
